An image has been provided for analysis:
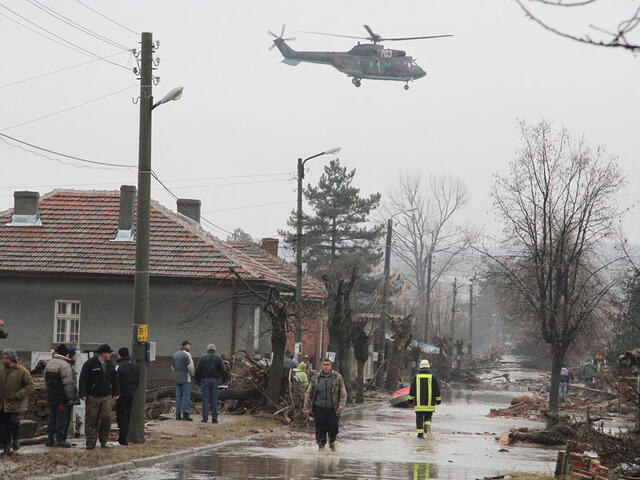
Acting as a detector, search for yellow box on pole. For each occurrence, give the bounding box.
[137,325,148,342]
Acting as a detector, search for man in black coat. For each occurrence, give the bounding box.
[79,344,119,449]
[44,344,76,447]
[194,343,229,423]
[115,347,139,445]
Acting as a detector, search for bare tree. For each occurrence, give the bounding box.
[487,119,625,414]
[515,0,640,52]
[389,173,471,342]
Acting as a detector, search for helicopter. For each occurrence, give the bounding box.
[269,25,452,90]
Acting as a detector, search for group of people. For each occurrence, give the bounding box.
[0,343,139,454]
[171,340,229,423]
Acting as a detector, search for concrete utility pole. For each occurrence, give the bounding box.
[451,277,457,335]
[376,218,393,387]
[423,253,433,343]
[295,148,340,351]
[130,31,153,444]
[468,281,473,355]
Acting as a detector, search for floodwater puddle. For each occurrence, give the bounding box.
[110,388,559,480]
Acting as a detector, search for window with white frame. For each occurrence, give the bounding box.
[54,300,80,343]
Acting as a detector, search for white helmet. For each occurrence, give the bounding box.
[419,359,430,369]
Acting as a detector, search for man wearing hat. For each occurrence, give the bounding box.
[171,340,195,421]
[44,344,76,447]
[0,348,34,454]
[79,344,119,449]
[115,347,139,445]
[408,359,442,438]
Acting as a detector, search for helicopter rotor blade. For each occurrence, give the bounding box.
[302,30,369,41]
[363,25,379,41]
[280,24,286,38]
[282,37,295,42]
[268,30,278,38]
[379,34,454,41]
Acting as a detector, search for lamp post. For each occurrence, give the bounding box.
[295,147,340,355]
[129,31,183,444]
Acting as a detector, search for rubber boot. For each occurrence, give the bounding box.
[3,444,10,455]
[46,433,55,447]
[55,434,72,448]
[12,438,19,451]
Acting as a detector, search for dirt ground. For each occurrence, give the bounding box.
[0,414,279,480]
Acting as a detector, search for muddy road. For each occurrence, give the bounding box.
[108,388,559,480]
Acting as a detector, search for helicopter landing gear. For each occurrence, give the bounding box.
[404,83,409,90]
[352,77,361,88]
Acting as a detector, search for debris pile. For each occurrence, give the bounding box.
[489,395,545,420]
[22,374,49,435]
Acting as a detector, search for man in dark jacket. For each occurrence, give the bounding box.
[44,344,76,447]
[408,359,441,438]
[194,343,228,423]
[79,344,119,450]
[303,358,347,451]
[115,347,139,445]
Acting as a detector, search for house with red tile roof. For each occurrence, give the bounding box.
[0,187,327,382]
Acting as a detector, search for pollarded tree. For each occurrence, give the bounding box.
[488,119,625,413]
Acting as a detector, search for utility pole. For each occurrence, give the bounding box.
[423,253,432,342]
[468,281,473,355]
[451,277,457,335]
[130,32,153,444]
[295,157,304,347]
[376,218,393,387]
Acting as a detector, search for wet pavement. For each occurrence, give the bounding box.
[107,388,559,480]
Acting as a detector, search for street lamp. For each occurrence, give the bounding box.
[130,31,183,444]
[295,147,341,354]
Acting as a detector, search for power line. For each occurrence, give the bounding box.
[25,0,131,51]
[0,132,137,168]
[204,200,294,213]
[73,0,138,36]
[0,51,128,90]
[149,171,233,235]
[1,84,137,131]
[0,3,130,70]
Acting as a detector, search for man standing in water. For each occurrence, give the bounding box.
[408,359,441,438]
[303,358,347,451]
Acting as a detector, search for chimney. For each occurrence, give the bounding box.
[261,237,279,257]
[7,191,41,226]
[113,185,136,241]
[177,198,201,225]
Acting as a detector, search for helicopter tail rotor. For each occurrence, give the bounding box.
[268,24,295,50]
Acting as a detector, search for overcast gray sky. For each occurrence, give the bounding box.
[1,0,639,243]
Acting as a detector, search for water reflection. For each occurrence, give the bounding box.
[110,391,557,480]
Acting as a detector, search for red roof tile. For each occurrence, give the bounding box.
[229,242,326,300]
[0,189,295,289]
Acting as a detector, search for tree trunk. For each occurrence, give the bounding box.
[267,303,287,407]
[548,347,565,416]
[384,316,412,391]
[355,358,365,403]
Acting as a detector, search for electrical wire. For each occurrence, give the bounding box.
[205,200,294,213]
[0,51,129,90]
[149,170,233,235]
[0,132,137,168]
[1,84,137,131]
[73,0,138,36]
[25,0,131,51]
[0,3,130,70]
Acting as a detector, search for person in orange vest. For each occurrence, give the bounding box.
[408,359,441,438]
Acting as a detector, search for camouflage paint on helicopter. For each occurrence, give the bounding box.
[269,25,452,90]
